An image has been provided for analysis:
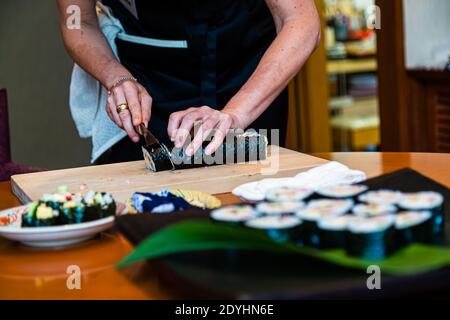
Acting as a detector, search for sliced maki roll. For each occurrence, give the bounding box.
[245,215,303,243]
[316,184,368,199]
[317,215,360,249]
[398,192,444,211]
[346,215,396,260]
[82,191,117,221]
[352,203,397,218]
[210,205,258,224]
[265,187,313,203]
[306,199,354,215]
[296,200,352,247]
[256,201,304,216]
[395,211,443,246]
[358,189,403,205]
[142,143,175,172]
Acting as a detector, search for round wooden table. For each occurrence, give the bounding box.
[0,152,449,299]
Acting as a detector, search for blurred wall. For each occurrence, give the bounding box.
[0,0,91,169]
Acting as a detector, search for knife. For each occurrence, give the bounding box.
[135,123,160,147]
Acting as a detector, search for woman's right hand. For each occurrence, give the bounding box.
[105,78,152,142]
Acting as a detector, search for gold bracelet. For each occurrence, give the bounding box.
[107,76,138,95]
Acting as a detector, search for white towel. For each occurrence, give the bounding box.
[69,2,127,163]
[232,161,367,202]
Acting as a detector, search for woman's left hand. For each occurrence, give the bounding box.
[167,106,245,156]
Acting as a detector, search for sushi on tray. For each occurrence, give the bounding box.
[209,185,446,260]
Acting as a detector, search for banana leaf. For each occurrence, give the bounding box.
[117,220,450,276]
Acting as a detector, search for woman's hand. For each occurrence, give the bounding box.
[105,79,152,142]
[167,106,246,156]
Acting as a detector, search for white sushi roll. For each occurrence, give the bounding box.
[347,215,395,234]
[316,184,368,199]
[245,215,302,230]
[305,199,354,216]
[398,191,444,210]
[210,205,257,223]
[318,215,361,231]
[265,187,313,202]
[352,203,397,217]
[395,211,433,230]
[358,189,403,205]
[256,201,305,216]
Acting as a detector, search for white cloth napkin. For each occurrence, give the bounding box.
[232,161,367,202]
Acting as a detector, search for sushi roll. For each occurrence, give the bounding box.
[317,215,360,249]
[21,189,116,227]
[358,189,403,205]
[142,143,175,172]
[265,187,313,203]
[316,184,368,199]
[306,199,354,214]
[82,191,117,221]
[256,201,305,216]
[210,205,258,224]
[352,203,397,218]
[398,192,444,211]
[395,211,443,246]
[169,132,268,171]
[296,200,352,247]
[346,215,396,260]
[245,215,303,243]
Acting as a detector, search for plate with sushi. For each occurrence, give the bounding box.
[0,187,124,247]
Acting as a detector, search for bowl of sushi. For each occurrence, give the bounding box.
[0,187,123,247]
[209,185,446,261]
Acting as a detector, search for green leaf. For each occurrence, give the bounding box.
[117,220,450,275]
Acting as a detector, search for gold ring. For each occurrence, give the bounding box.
[116,104,129,113]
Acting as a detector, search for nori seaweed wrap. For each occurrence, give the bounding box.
[245,215,303,243]
[143,131,268,172]
[318,215,360,249]
[395,211,443,247]
[346,215,396,260]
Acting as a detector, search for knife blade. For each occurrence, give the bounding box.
[136,123,160,146]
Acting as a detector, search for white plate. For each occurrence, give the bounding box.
[0,205,117,247]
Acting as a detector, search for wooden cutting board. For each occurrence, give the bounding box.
[11,146,328,203]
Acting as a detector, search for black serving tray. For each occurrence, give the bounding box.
[116,168,450,299]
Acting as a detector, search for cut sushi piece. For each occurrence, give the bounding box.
[346,215,396,260]
[245,215,303,243]
[317,215,360,249]
[358,189,403,205]
[142,143,175,172]
[398,191,444,211]
[296,201,352,247]
[395,211,443,246]
[210,205,258,223]
[306,199,354,215]
[265,187,313,202]
[316,184,368,199]
[256,201,304,216]
[352,203,397,218]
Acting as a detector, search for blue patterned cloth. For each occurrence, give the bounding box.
[131,189,192,213]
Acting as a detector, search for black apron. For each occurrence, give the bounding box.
[98,0,288,164]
